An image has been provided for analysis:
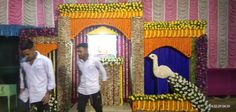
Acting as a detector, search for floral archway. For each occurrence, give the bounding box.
[56,2,144,111]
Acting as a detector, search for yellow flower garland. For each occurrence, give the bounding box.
[144,20,207,30]
[59,2,142,19]
[144,20,207,38]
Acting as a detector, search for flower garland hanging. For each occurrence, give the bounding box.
[129,93,186,101]
[168,73,211,112]
[58,2,142,18]
[144,20,207,38]
[144,20,207,30]
[19,28,57,40]
[100,56,124,66]
[59,2,142,13]
[195,34,208,94]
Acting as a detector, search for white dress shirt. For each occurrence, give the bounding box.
[20,51,55,103]
[77,56,107,95]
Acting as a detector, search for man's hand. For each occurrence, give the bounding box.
[42,91,51,104]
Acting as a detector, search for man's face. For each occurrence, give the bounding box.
[77,47,88,59]
[22,48,35,61]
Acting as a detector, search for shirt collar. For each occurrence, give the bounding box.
[79,56,92,63]
[35,51,43,59]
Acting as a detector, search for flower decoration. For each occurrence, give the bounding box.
[58,2,142,18]
[100,56,124,66]
[144,20,207,30]
[49,96,58,112]
[168,73,211,112]
[144,20,207,38]
[19,28,57,40]
[195,34,208,94]
[58,2,142,13]
[129,93,186,102]
[29,96,58,112]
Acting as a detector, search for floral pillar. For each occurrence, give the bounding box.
[131,17,144,94]
[57,16,72,111]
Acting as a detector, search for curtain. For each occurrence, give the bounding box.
[116,30,131,101]
[144,46,189,94]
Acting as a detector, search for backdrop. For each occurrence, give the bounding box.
[144,46,189,94]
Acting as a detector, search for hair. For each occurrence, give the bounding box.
[76,43,88,49]
[20,39,34,50]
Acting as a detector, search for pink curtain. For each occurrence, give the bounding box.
[53,0,64,22]
[142,0,153,21]
[189,0,198,20]
[116,30,132,101]
[228,0,236,68]
[208,0,218,68]
[165,0,177,21]
[8,0,23,24]
[71,25,131,103]
[37,0,45,27]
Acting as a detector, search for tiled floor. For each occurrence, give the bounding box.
[0,96,132,112]
[69,103,132,112]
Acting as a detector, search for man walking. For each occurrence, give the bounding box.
[76,43,107,112]
[19,39,55,112]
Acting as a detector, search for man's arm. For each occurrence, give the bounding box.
[42,59,55,104]
[96,60,107,81]
[45,59,55,91]
[19,67,25,93]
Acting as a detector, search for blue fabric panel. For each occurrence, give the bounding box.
[144,46,189,95]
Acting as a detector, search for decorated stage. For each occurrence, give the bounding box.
[16,2,211,112]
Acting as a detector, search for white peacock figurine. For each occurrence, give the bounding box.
[148,53,211,112]
[148,53,175,78]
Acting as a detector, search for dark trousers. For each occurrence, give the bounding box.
[18,99,29,112]
[77,91,103,112]
[30,101,49,112]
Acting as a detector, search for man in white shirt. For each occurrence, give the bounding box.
[19,39,55,112]
[77,43,107,112]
